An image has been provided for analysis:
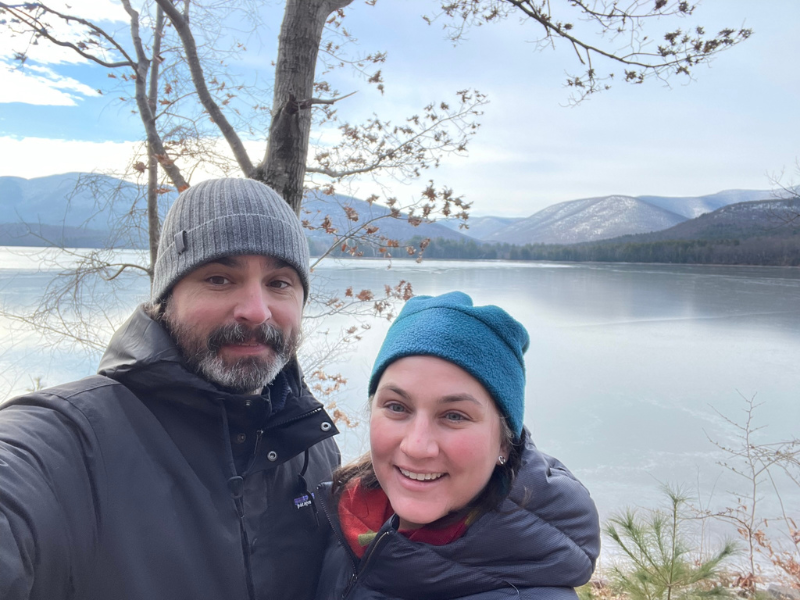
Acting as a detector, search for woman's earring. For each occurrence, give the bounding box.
[497,455,506,466]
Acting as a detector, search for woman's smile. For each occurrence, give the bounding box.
[397,467,446,482]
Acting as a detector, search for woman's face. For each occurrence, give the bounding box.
[370,355,507,530]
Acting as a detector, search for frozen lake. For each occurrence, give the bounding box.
[1,248,798,521]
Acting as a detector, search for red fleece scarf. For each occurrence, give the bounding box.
[338,480,471,558]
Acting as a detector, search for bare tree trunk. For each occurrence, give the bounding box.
[146,7,165,280]
[257,0,353,214]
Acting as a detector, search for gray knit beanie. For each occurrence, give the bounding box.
[151,178,310,302]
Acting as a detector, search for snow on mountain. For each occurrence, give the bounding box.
[637,189,775,219]
[484,195,687,245]
[3,174,781,249]
[635,197,800,241]
[300,190,471,244]
[0,173,147,230]
[0,173,160,248]
[437,216,523,240]
[0,175,469,248]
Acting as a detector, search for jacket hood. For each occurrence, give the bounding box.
[99,305,184,373]
[319,434,600,599]
[98,304,223,398]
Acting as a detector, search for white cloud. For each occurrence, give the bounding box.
[0,137,140,178]
[0,0,130,105]
[0,1,128,67]
[0,63,98,105]
[0,136,269,182]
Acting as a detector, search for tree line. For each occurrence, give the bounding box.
[395,235,800,266]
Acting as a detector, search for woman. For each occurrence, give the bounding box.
[315,292,600,600]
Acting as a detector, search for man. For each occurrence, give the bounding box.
[0,178,340,600]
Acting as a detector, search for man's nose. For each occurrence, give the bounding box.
[232,281,271,324]
[399,417,439,459]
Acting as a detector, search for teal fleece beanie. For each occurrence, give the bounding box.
[369,291,530,439]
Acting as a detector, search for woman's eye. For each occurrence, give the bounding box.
[386,402,406,414]
[444,412,467,423]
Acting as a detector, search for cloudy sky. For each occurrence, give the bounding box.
[0,1,798,217]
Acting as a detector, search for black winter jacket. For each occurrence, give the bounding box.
[314,435,600,600]
[0,306,340,600]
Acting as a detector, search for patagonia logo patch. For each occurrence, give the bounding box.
[293,493,313,509]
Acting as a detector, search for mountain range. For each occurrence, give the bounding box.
[0,173,143,230]
[604,197,800,244]
[445,190,777,246]
[0,174,467,249]
[439,216,522,239]
[301,190,471,249]
[0,173,791,250]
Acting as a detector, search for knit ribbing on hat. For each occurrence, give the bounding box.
[151,178,310,302]
[368,291,530,439]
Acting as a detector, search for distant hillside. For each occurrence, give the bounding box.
[300,190,473,252]
[438,216,523,240]
[522,197,800,266]
[637,189,775,219]
[0,174,470,250]
[484,195,687,245]
[1,173,783,255]
[415,198,800,266]
[0,222,110,248]
[0,172,164,248]
[0,173,152,229]
[479,189,774,245]
[613,198,800,243]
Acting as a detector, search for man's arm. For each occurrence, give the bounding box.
[0,399,102,600]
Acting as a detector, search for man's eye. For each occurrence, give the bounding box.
[270,280,290,289]
[206,276,230,285]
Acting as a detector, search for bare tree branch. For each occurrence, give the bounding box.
[120,0,188,195]
[428,0,752,103]
[154,0,256,178]
[301,90,358,107]
[308,89,486,181]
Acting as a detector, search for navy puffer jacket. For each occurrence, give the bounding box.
[315,435,600,600]
[0,305,339,600]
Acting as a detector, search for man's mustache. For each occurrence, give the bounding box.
[207,322,288,354]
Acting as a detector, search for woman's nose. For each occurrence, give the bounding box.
[399,417,439,459]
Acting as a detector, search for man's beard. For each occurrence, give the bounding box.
[163,306,300,394]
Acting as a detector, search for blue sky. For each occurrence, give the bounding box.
[0,1,798,217]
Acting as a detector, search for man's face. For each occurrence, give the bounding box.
[163,254,304,394]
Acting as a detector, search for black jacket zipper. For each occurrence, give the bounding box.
[342,530,393,600]
[222,398,264,600]
[265,405,324,430]
[318,487,395,600]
